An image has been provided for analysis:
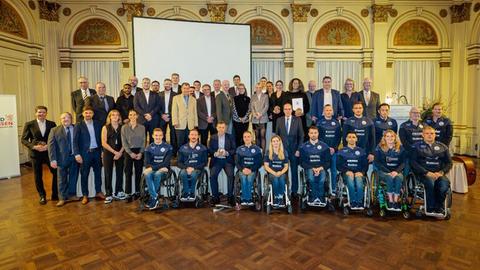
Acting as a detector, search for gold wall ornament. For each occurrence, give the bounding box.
[73,18,121,46]
[248,19,282,46]
[284,62,293,68]
[63,7,71,16]
[0,0,28,39]
[28,0,35,10]
[474,3,480,13]
[450,3,471,23]
[310,8,318,17]
[394,19,438,46]
[207,3,227,22]
[199,8,208,17]
[116,8,125,16]
[361,8,369,17]
[281,8,289,17]
[122,3,144,22]
[38,0,61,22]
[316,19,361,46]
[229,8,237,17]
[439,62,450,67]
[439,9,448,18]
[371,4,395,23]
[290,3,311,22]
[146,7,155,17]
[362,62,372,68]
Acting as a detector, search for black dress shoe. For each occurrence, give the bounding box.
[51,196,59,201]
[39,196,47,205]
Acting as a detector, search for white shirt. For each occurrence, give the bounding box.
[172,85,179,93]
[205,96,212,117]
[364,90,371,105]
[37,119,46,137]
[194,91,201,99]
[144,90,150,104]
[285,116,291,134]
[324,90,333,107]
[81,88,91,99]
[214,90,221,97]
[164,91,171,113]
[131,87,137,96]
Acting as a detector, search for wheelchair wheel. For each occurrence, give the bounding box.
[370,171,377,206]
[379,208,386,218]
[253,172,262,211]
[287,204,293,214]
[266,204,272,215]
[366,208,373,217]
[402,210,411,219]
[445,208,451,220]
[138,174,150,211]
[343,206,350,216]
[327,202,335,212]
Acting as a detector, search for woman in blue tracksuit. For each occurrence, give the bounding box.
[374,130,406,210]
[299,126,331,205]
[317,104,341,193]
[263,135,289,207]
[235,131,263,205]
[337,131,368,208]
[177,128,208,200]
[143,128,173,209]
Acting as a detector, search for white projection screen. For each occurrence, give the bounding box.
[133,17,251,92]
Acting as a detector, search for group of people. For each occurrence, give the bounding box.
[21,73,453,216]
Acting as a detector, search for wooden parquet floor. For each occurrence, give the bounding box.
[1,165,480,270]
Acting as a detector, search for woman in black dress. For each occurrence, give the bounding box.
[270,80,286,130]
[232,83,251,147]
[284,78,310,137]
[340,78,358,121]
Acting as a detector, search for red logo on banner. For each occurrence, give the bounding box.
[0,114,15,128]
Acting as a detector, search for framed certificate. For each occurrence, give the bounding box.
[292,98,304,112]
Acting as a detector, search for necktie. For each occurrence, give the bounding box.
[82,90,87,100]
[66,127,72,154]
[184,95,188,106]
[101,96,109,111]
[366,91,370,105]
[286,117,290,134]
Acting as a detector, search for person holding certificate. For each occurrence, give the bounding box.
[284,78,310,138]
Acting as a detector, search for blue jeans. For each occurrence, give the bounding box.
[343,173,364,205]
[80,150,102,196]
[145,170,167,199]
[179,169,201,195]
[210,160,235,199]
[330,153,337,192]
[420,175,450,211]
[269,173,286,199]
[378,171,403,195]
[306,169,326,199]
[239,171,256,201]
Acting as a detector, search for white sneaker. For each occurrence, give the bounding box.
[114,192,127,200]
[104,196,113,204]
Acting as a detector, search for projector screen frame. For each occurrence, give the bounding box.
[132,16,252,93]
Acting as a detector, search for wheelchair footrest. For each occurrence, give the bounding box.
[180,197,196,202]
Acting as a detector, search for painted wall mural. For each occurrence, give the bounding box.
[73,18,121,46]
[0,0,28,39]
[248,19,282,46]
[316,19,361,46]
[394,19,438,46]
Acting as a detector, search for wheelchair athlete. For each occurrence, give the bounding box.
[177,128,208,201]
[299,126,332,206]
[235,131,263,206]
[263,135,289,207]
[143,128,173,210]
[373,130,406,210]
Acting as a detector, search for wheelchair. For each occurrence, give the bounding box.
[299,167,335,212]
[336,173,373,217]
[138,169,178,211]
[177,168,210,208]
[233,170,263,211]
[370,170,410,219]
[405,172,452,220]
[263,172,292,215]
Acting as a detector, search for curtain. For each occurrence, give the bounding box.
[393,60,438,107]
[73,61,121,97]
[316,61,363,91]
[252,60,285,90]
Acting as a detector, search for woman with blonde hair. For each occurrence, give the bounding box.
[101,109,126,203]
[373,130,406,209]
[340,78,358,120]
[264,135,289,207]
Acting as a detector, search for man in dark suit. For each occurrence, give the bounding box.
[208,121,236,205]
[73,107,104,205]
[116,83,134,123]
[171,73,182,94]
[85,82,115,125]
[228,74,241,98]
[128,75,143,96]
[21,105,58,205]
[311,76,344,123]
[197,84,217,146]
[48,112,78,207]
[275,103,304,198]
[357,77,381,119]
[212,79,232,127]
[134,77,162,143]
[159,78,178,153]
[192,81,204,100]
[71,76,96,123]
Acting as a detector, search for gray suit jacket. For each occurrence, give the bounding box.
[48,125,74,167]
[357,90,380,119]
[197,95,217,129]
[71,88,96,123]
[85,94,115,125]
[250,92,269,124]
[214,91,231,125]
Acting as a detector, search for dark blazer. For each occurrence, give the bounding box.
[73,120,102,157]
[71,88,96,123]
[21,119,56,158]
[311,89,344,119]
[215,91,232,125]
[84,94,115,125]
[357,90,381,119]
[208,133,236,166]
[192,91,204,100]
[159,90,178,127]
[228,86,237,98]
[197,95,217,129]
[275,115,304,155]
[48,125,74,167]
[134,90,162,124]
